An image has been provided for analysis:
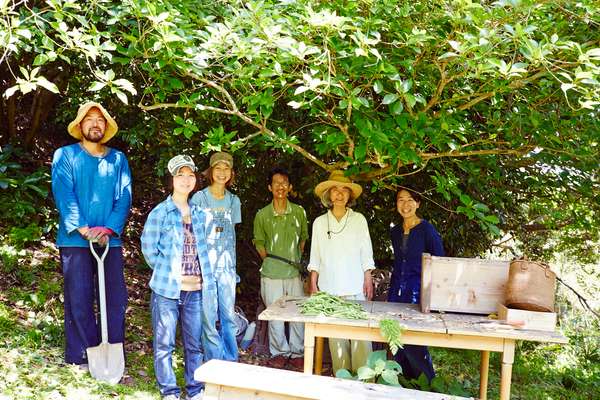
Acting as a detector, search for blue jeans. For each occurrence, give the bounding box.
[60,246,127,364]
[151,291,204,398]
[202,270,238,361]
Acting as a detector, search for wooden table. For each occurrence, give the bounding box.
[259,297,568,400]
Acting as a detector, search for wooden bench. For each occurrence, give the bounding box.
[195,360,472,400]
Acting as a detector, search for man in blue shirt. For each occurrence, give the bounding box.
[52,101,132,368]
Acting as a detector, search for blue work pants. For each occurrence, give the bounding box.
[60,246,127,365]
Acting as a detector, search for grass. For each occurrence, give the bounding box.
[0,240,598,399]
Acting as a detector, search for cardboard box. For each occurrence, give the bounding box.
[497,303,557,331]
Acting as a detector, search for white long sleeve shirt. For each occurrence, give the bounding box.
[308,209,375,296]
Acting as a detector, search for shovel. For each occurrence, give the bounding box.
[86,240,125,384]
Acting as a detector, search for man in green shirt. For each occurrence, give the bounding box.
[253,167,309,369]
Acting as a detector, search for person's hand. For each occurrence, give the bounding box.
[86,227,113,243]
[363,270,374,301]
[97,234,110,246]
[77,227,89,238]
[309,271,319,295]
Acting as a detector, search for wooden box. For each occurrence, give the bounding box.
[497,303,557,331]
[420,254,510,315]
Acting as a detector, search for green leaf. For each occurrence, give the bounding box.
[114,79,137,95]
[381,370,400,386]
[404,93,417,108]
[366,350,387,368]
[382,93,398,105]
[459,194,473,206]
[354,142,367,161]
[35,77,59,94]
[373,80,383,94]
[356,366,376,380]
[112,88,128,105]
[89,81,106,92]
[374,359,386,375]
[390,101,403,115]
[335,369,354,380]
[484,215,499,224]
[3,85,19,99]
[33,54,49,66]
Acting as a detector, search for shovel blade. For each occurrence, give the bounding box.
[86,342,125,384]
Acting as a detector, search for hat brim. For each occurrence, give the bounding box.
[315,180,362,199]
[67,102,118,144]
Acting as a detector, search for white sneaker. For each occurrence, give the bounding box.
[162,395,180,400]
[186,390,204,400]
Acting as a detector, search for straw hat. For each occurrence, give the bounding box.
[67,101,118,144]
[314,170,362,199]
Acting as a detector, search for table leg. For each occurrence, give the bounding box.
[499,340,516,400]
[304,323,315,375]
[479,350,490,400]
[315,337,324,375]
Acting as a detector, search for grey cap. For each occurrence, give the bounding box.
[167,155,197,176]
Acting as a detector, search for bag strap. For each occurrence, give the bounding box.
[266,253,303,269]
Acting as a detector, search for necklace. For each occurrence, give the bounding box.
[327,209,351,239]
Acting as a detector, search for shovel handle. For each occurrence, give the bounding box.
[89,240,110,344]
[89,239,110,263]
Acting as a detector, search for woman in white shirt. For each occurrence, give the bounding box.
[308,170,374,374]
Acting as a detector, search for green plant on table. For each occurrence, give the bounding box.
[299,292,368,320]
[379,318,405,355]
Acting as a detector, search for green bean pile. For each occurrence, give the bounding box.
[299,292,368,320]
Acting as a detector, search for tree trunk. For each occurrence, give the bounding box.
[7,95,16,141]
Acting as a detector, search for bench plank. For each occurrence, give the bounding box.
[196,360,472,400]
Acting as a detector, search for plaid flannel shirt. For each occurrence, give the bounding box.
[141,196,215,299]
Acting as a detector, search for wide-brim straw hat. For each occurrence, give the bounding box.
[67,101,118,144]
[314,170,362,199]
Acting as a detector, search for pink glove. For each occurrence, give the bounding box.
[86,227,114,242]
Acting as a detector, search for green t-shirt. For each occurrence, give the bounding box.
[253,201,309,279]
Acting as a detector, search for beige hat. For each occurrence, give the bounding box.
[67,101,118,144]
[314,170,362,199]
[209,152,233,168]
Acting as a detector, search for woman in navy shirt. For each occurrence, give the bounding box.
[388,188,444,382]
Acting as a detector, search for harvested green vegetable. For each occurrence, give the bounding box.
[299,292,368,320]
[379,318,404,355]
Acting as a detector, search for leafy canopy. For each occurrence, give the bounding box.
[2,0,599,262]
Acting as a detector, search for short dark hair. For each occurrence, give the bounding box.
[268,167,290,186]
[397,187,422,203]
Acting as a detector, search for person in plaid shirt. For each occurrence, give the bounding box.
[141,155,215,400]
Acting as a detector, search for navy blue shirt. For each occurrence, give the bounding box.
[388,219,444,304]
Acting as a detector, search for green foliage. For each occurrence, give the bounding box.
[2,0,599,264]
[0,146,53,243]
[379,318,404,355]
[336,350,403,386]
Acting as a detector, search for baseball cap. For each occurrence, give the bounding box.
[209,152,233,168]
[167,155,197,176]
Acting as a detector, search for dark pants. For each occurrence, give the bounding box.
[388,283,436,382]
[60,246,128,364]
